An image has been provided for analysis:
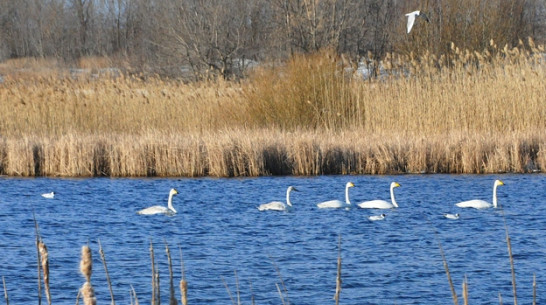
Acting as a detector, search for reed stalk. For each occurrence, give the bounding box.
[275,284,286,305]
[165,242,178,305]
[532,274,536,305]
[462,275,468,305]
[32,212,42,305]
[2,276,8,305]
[269,256,289,305]
[38,241,51,305]
[438,240,459,305]
[130,285,139,305]
[150,241,157,305]
[221,276,236,305]
[503,216,518,305]
[98,240,116,305]
[334,235,342,305]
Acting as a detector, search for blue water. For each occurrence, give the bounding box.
[0,174,544,304]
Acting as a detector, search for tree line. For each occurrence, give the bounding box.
[0,0,544,79]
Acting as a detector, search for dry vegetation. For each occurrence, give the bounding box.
[0,41,544,177]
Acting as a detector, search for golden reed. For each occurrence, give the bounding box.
[0,41,544,177]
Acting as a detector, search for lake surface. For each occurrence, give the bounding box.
[0,174,544,304]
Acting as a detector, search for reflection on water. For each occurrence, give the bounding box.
[0,174,544,304]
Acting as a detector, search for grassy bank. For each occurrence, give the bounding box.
[0,42,544,177]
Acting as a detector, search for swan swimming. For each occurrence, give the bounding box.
[357,182,401,209]
[369,214,386,221]
[137,188,179,215]
[41,192,55,199]
[258,186,298,211]
[317,182,355,209]
[444,213,460,220]
[405,10,430,33]
[455,180,504,209]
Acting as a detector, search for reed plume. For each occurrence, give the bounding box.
[79,245,96,305]
[179,246,188,305]
[80,245,92,283]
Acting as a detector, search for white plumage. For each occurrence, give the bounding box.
[317,182,355,209]
[137,188,179,215]
[258,186,298,211]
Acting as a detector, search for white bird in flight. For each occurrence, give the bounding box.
[405,10,430,33]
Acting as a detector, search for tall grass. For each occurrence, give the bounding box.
[0,42,544,177]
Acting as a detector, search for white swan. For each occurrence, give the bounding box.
[357,182,401,209]
[317,182,355,209]
[405,10,430,33]
[258,186,298,211]
[137,188,179,215]
[41,192,55,199]
[455,180,504,209]
[369,214,386,221]
[444,213,460,220]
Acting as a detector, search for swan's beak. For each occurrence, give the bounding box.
[498,180,505,186]
[394,182,401,187]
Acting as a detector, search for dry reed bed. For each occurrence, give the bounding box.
[0,130,543,177]
[0,42,544,177]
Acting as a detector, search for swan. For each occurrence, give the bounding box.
[369,214,386,221]
[357,182,401,209]
[317,182,355,209]
[258,186,298,211]
[41,192,55,199]
[405,10,430,33]
[137,188,179,215]
[455,180,504,209]
[444,213,460,220]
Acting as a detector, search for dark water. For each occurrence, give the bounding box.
[0,174,544,304]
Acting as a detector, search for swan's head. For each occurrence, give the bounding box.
[494,180,504,187]
[346,182,355,188]
[287,186,299,192]
[391,182,401,188]
[170,188,179,196]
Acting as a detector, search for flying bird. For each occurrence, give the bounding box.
[405,10,430,33]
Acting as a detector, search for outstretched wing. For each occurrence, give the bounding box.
[406,14,416,33]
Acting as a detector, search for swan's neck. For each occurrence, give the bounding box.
[492,184,498,208]
[390,185,398,208]
[286,189,292,207]
[167,193,177,212]
[345,185,351,204]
